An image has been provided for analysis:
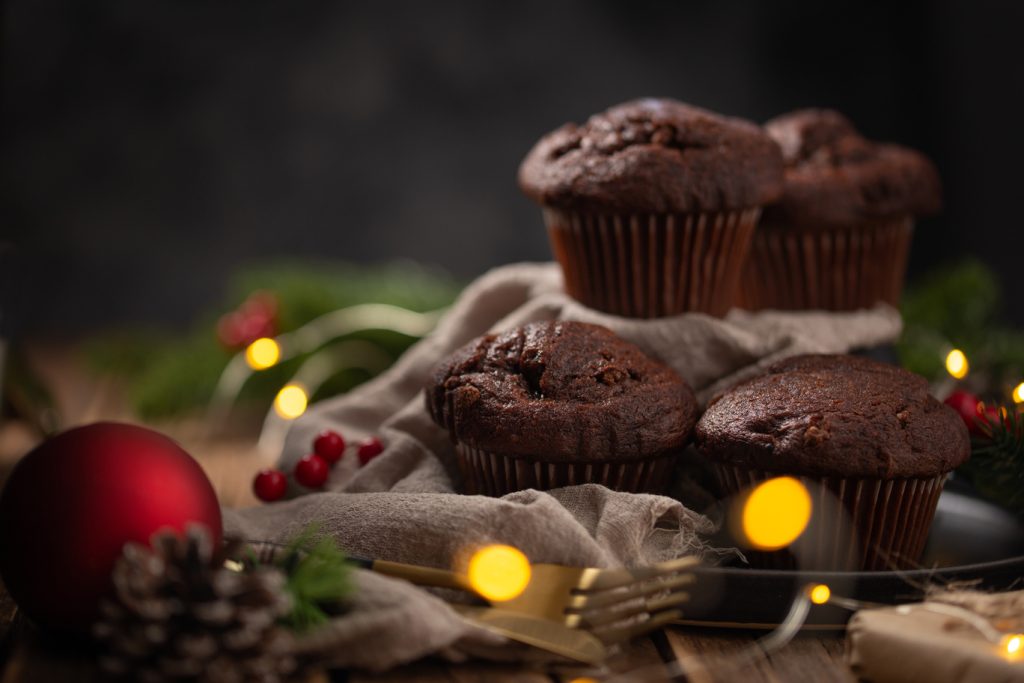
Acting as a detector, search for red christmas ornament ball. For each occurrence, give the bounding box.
[313,430,346,463]
[294,454,329,488]
[944,390,991,436]
[252,468,288,502]
[0,423,222,634]
[357,436,385,466]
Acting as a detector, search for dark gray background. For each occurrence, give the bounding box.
[4,0,1022,335]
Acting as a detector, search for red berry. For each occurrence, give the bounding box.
[253,468,287,502]
[357,436,384,466]
[217,311,249,350]
[238,312,275,345]
[294,454,330,488]
[241,290,279,320]
[313,430,346,463]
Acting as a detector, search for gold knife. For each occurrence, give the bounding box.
[453,605,607,665]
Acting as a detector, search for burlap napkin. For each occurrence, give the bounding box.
[847,590,1024,683]
[223,262,902,670]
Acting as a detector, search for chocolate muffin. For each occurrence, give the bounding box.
[519,98,784,318]
[696,354,969,570]
[427,320,697,496]
[739,109,941,311]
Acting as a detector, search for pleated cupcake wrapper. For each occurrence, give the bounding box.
[543,208,761,318]
[712,463,947,571]
[456,442,676,497]
[737,218,914,311]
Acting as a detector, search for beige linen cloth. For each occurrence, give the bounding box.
[224,262,901,671]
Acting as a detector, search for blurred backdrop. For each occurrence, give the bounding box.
[3,0,1023,336]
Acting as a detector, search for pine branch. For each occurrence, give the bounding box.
[274,525,351,633]
[963,406,1024,516]
[84,260,460,419]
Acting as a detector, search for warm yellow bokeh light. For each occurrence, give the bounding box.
[245,337,281,370]
[809,584,831,605]
[945,349,969,379]
[741,476,812,551]
[567,678,600,683]
[1013,382,1024,404]
[466,544,531,602]
[274,383,308,420]
[1003,634,1023,657]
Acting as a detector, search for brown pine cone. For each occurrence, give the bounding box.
[93,525,300,683]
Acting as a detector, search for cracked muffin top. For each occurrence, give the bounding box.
[763,109,942,229]
[426,321,697,460]
[696,354,969,478]
[518,98,784,214]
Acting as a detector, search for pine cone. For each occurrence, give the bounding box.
[93,526,299,683]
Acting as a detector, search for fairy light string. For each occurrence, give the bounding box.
[203,302,446,448]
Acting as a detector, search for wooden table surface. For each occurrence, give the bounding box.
[0,345,856,682]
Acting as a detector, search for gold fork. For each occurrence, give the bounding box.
[350,554,698,645]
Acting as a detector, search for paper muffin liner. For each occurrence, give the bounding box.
[456,442,677,497]
[737,217,914,311]
[712,463,947,571]
[543,207,761,318]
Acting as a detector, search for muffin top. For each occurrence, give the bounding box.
[426,320,697,461]
[696,354,969,479]
[518,98,784,214]
[763,109,942,229]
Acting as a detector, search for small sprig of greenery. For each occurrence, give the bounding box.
[248,525,352,633]
[85,260,459,419]
[964,407,1024,517]
[898,259,1024,384]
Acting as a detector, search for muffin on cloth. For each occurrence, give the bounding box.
[696,354,969,570]
[426,320,697,496]
[739,109,941,311]
[519,98,783,318]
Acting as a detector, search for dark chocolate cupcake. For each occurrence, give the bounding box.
[426,321,697,496]
[739,109,941,311]
[696,354,969,570]
[519,98,784,318]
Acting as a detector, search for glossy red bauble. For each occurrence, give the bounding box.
[252,469,288,502]
[294,454,330,488]
[944,389,992,436]
[357,436,384,466]
[313,430,346,463]
[0,423,222,634]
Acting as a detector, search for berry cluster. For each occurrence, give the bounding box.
[251,430,386,502]
[217,291,279,351]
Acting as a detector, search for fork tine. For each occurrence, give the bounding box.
[567,573,695,610]
[593,608,685,645]
[582,556,699,591]
[576,589,691,629]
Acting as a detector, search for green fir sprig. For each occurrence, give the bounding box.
[964,407,1024,517]
[85,260,459,419]
[277,526,351,632]
[898,259,1024,385]
[243,525,352,633]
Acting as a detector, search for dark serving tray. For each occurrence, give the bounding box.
[681,487,1024,629]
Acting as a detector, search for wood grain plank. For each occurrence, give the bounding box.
[763,636,853,683]
[599,635,677,681]
[662,627,853,683]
